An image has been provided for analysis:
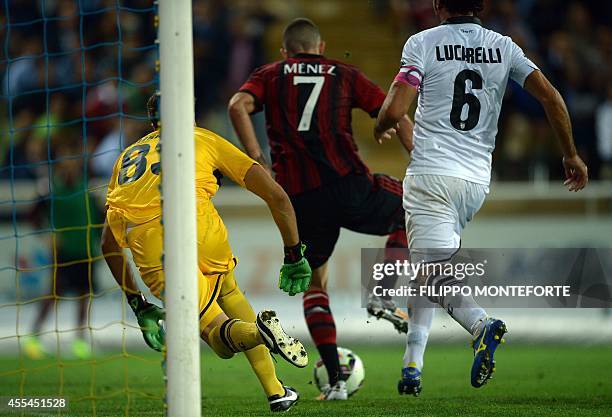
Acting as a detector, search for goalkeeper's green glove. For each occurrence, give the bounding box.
[127,293,166,352]
[279,242,312,296]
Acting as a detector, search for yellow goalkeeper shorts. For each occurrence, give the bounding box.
[125,213,238,332]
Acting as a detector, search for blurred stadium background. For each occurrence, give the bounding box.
[0,0,611,372]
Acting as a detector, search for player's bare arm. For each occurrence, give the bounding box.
[375,81,418,145]
[396,115,415,152]
[101,219,138,294]
[244,164,299,247]
[524,70,588,192]
[229,93,272,174]
[375,114,415,153]
[244,163,312,295]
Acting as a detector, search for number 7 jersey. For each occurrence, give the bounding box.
[398,16,538,186]
[239,53,386,195]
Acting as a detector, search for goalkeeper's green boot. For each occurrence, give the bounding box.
[72,338,92,360]
[23,335,45,360]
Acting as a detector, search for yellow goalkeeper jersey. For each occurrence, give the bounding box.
[105,127,256,268]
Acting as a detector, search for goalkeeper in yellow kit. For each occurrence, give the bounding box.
[101,94,311,412]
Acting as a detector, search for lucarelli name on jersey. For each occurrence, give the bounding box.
[284,63,337,75]
[436,45,503,64]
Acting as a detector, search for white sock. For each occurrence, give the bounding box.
[403,298,435,370]
[447,307,486,336]
[426,275,487,336]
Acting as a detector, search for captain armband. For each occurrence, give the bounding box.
[395,66,423,89]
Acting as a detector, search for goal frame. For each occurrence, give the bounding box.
[159,1,201,416]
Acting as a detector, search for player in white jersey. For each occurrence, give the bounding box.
[375,0,588,395]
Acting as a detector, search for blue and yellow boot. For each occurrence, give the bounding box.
[471,318,507,388]
[398,363,422,396]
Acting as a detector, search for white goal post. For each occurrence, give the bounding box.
[159,1,201,416]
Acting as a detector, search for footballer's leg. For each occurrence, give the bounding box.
[405,175,506,388]
[303,263,348,400]
[291,189,347,399]
[200,304,266,359]
[217,271,285,399]
[341,174,410,333]
[368,225,410,333]
[200,274,307,369]
[338,173,435,394]
[399,294,434,396]
[202,307,308,367]
[203,306,304,411]
[202,303,300,412]
[396,175,463,394]
[199,275,261,358]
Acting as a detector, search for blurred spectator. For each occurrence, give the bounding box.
[31,94,69,146]
[387,0,437,41]
[91,118,145,179]
[90,118,127,180]
[596,84,612,180]
[85,77,120,141]
[193,0,231,120]
[225,0,277,95]
[23,138,103,360]
[485,0,536,51]
[2,35,43,98]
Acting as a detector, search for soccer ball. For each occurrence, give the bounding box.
[313,347,365,396]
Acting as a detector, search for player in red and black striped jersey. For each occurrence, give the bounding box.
[229,18,414,400]
[233,49,384,195]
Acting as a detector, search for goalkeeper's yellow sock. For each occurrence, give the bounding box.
[243,345,285,398]
[209,318,262,356]
[208,324,234,359]
[218,271,258,322]
[218,273,284,397]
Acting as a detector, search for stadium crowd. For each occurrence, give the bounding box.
[1,0,611,181]
[0,0,284,180]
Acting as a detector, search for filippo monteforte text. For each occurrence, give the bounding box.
[436,45,502,64]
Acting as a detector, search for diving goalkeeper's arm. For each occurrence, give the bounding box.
[243,164,312,296]
[101,220,165,351]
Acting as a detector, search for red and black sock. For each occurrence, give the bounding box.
[303,289,341,386]
[386,228,407,250]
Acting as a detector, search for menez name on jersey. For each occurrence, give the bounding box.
[436,45,502,64]
[284,63,336,75]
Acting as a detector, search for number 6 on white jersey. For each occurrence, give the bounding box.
[293,76,325,131]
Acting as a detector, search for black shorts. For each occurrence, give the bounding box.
[53,259,96,296]
[290,174,405,269]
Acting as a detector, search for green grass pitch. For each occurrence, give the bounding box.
[0,344,610,416]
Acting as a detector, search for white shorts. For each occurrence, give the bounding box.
[403,174,488,263]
